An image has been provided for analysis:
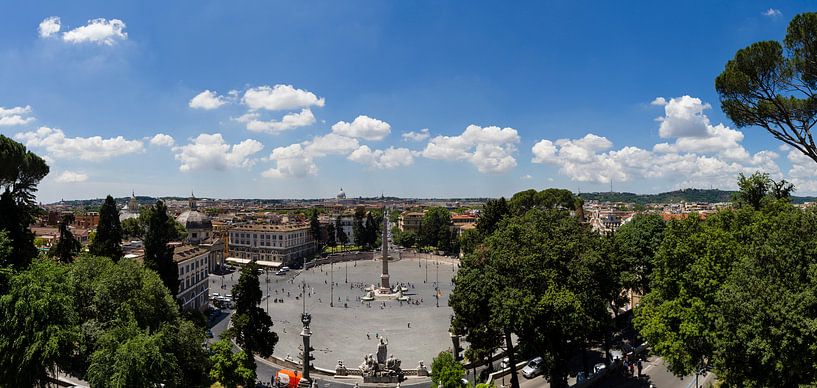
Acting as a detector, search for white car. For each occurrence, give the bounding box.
[521,357,544,378]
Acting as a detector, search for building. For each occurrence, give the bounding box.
[119,192,140,222]
[173,244,210,311]
[398,211,424,233]
[176,194,213,244]
[228,223,318,265]
[321,212,355,245]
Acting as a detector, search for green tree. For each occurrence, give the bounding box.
[143,200,179,296]
[209,339,256,388]
[477,197,509,236]
[0,134,49,269]
[431,351,465,388]
[394,230,417,248]
[0,259,77,387]
[732,171,795,210]
[228,262,278,360]
[326,222,336,253]
[451,208,611,388]
[353,208,366,248]
[716,12,817,164]
[613,213,666,295]
[121,217,142,239]
[364,212,379,249]
[89,195,124,261]
[420,207,452,250]
[49,214,82,263]
[309,208,322,248]
[335,216,348,250]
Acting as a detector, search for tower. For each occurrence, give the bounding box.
[380,207,390,291]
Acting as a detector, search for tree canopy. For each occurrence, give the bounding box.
[89,195,124,261]
[49,213,81,263]
[431,351,465,388]
[228,262,278,358]
[143,200,179,296]
[716,12,817,165]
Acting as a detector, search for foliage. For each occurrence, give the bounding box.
[209,339,256,388]
[716,12,817,165]
[612,213,666,295]
[0,135,49,269]
[451,207,612,388]
[733,171,794,210]
[228,262,279,358]
[394,230,417,248]
[353,208,366,248]
[508,188,578,216]
[419,207,453,252]
[89,195,124,261]
[458,229,483,256]
[0,259,77,386]
[0,256,210,387]
[49,213,82,263]
[309,209,321,246]
[476,197,509,236]
[335,216,348,246]
[121,217,142,239]
[326,222,336,249]
[430,351,465,388]
[634,192,817,386]
[143,200,180,296]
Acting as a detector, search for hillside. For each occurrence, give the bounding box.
[579,189,817,205]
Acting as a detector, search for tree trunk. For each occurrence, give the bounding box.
[504,329,520,388]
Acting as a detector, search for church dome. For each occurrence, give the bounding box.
[336,188,347,200]
[176,209,212,230]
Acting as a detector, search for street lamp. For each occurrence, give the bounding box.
[345,260,348,283]
[330,256,334,307]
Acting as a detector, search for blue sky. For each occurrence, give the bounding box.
[1,1,815,202]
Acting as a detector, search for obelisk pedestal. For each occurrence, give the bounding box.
[379,208,391,292]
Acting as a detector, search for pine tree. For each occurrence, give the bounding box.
[335,216,348,251]
[309,209,321,249]
[326,222,336,253]
[89,195,123,261]
[143,200,178,296]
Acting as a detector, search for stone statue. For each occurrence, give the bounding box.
[377,338,388,364]
[417,360,429,376]
[335,360,348,376]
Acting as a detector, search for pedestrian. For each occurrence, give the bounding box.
[408,322,411,328]
[637,359,643,377]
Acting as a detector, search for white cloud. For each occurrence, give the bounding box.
[149,133,175,147]
[263,144,318,178]
[422,124,520,173]
[348,146,414,169]
[763,8,782,17]
[521,174,533,180]
[331,115,392,141]
[242,84,325,111]
[61,18,128,45]
[303,133,360,157]
[55,171,88,183]
[0,105,35,126]
[14,127,144,161]
[38,17,61,38]
[189,90,227,110]
[173,133,263,172]
[402,128,430,142]
[655,95,712,138]
[237,109,316,133]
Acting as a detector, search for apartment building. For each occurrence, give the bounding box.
[228,223,318,265]
[174,244,210,312]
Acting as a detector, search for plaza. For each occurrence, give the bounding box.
[231,254,461,370]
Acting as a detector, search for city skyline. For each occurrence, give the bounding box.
[2,2,816,203]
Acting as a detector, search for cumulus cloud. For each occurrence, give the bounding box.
[348,146,414,169]
[331,115,392,141]
[242,84,325,111]
[422,124,520,173]
[189,90,227,110]
[14,127,144,161]
[263,144,318,178]
[55,171,88,183]
[61,18,128,45]
[0,105,35,126]
[149,133,175,147]
[38,17,61,38]
[173,133,263,172]
[763,8,782,17]
[402,128,430,142]
[303,133,360,157]
[655,95,712,138]
[236,109,316,133]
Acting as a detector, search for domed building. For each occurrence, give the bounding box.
[176,193,212,244]
[336,187,347,200]
[119,191,140,222]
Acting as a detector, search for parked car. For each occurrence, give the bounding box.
[281,267,290,272]
[276,270,287,276]
[500,357,510,370]
[522,357,544,378]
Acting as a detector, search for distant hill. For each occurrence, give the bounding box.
[579,188,817,205]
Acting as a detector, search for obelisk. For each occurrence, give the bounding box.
[380,208,390,291]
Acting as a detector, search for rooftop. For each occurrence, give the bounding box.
[172,245,209,263]
[231,223,310,232]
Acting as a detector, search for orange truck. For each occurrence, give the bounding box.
[273,369,302,388]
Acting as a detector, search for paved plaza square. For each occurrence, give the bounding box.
[256,255,460,370]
